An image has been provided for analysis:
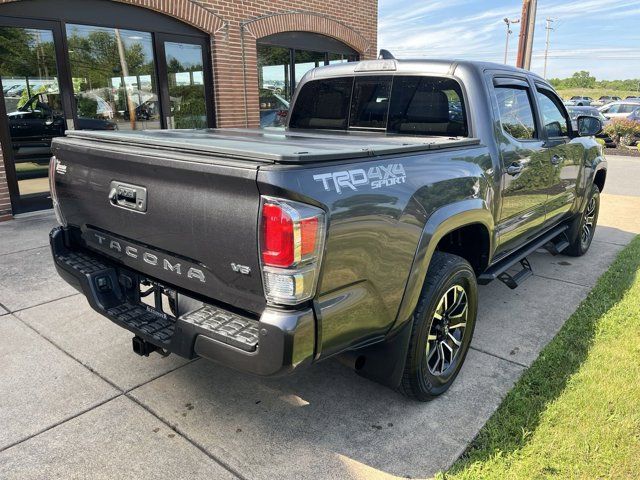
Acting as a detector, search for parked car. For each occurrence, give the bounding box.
[566,106,614,147]
[49,58,606,401]
[624,96,640,101]
[8,92,117,164]
[628,107,640,123]
[3,84,26,97]
[598,101,640,120]
[591,95,621,107]
[2,83,21,95]
[565,95,593,106]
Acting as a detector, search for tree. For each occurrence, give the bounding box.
[569,71,596,88]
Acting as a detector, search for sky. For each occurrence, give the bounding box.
[378,0,640,80]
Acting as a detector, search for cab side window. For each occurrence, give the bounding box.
[495,86,537,140]
[536,88,570,137]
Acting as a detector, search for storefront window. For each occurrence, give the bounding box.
[0,27,59,197]
[257,45,290,129]
[165,41,207,129]
[257,40,358,128]
[66,24,159,131]
[328,52,357,64]
[294,50,325,84]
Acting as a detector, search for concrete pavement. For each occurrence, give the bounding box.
[1,155,638,479]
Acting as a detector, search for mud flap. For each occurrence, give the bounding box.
[351,320,413,389]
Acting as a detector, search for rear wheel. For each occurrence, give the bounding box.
[399,252,477,401]
[565,184,600,257]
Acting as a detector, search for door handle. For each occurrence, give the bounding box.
[551,155,563,165]
[506,162,524,176]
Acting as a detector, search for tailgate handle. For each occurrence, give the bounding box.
[109,181,147,213]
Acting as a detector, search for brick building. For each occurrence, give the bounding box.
[0,0,377,219]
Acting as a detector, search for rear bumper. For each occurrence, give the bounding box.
[50,227,315,376]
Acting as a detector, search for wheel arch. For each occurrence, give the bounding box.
[594,167,606,193]
[392,199,494,333]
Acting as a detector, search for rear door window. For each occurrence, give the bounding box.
[494,86,537,140]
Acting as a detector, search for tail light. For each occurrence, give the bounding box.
[49,156,67,227]
[259,196,326,305]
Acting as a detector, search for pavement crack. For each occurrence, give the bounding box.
[0,394,121,454]
[11,313,124,393]
[532,273,592,288]
[470,345,529,369]
[0,244,51,257]
[125,394,246,480]
[122,359,200,395]
[8,292,83,315]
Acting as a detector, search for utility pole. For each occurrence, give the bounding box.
[543,18,554,79]
[114,28,137,131]
[503,17,520,64]
[516,0,538,70]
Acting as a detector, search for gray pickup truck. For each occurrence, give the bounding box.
[49,58,606,400]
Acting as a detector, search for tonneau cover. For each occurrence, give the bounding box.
[64,128,480,164]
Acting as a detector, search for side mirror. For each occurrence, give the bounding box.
[576,115,602,137]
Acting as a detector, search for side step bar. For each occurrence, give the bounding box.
[497,258,532,289]
[478,224,569,289]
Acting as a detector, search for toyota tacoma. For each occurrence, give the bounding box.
[49,58,606,400]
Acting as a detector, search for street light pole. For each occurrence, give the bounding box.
[503,17,520,64]
[543,18,554,79]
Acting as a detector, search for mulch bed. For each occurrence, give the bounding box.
[605,146,640,157]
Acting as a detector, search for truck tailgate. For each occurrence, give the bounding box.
[51,135,267,314]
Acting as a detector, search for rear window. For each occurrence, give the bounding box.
[289,75,468,137]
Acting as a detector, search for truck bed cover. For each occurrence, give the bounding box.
[64,128,480,164]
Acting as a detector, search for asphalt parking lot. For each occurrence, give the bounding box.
[1,155,639,479]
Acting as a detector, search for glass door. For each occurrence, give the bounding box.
[155,34,214,129]
[65,24,162,132]
[0,19,71,212]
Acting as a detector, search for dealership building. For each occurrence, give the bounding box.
[0,0,377,219]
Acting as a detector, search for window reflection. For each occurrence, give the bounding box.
[257,44,358,128]
[294,50,325,84]
[0,26,60,197]
[165,42,207,129]
[257,45,290,128]
[66,24,159,130]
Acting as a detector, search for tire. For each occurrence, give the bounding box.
[565,184,600,257]
[399,252,478,401]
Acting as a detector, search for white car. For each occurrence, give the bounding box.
[598,101,640,120]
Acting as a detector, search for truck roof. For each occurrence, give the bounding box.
[305,58,544,82]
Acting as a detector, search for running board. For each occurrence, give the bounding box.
[497,258,532,289]
[478,224,569,288]
[544,231,570,256]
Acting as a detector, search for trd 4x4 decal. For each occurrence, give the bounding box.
[313,164,407,194]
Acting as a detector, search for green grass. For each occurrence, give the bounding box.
[440,235,640,479]
[557,88,640,101]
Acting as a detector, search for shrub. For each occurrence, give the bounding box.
[603,119,640,146]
